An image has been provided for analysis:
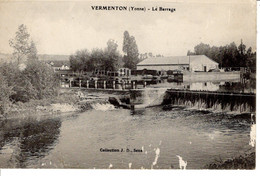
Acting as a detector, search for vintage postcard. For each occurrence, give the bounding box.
[0,0,256,171]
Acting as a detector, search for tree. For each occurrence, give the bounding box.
[9,24,37,64]
[187,40,255,69]
[69,49,92,72]
[69,39,120,72]
[23,59,59,100]
[2,24,59,103]
[90,48,105,71]
[27,40,38,61]
[194,43,211,56]
[187,50,195,56]
[122,31,139,69]
[103,39,120,71]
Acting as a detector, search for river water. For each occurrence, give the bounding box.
[0,80,255,169]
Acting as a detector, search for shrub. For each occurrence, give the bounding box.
[0,73,14,116]
[0,60,59,103]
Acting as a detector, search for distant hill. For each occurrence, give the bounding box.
[38,54,70,61]
[0,53,70,64]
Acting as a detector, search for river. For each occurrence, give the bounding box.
[0,80,255,169]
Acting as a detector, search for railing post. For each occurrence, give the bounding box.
[95,80,97,89]
[122,81,125,90]
[113,81,115,89]
[132,81,135,89]
[104,81,106,89]
[86,80,89,88]
[143,81,146,88]
[79,80,82,88]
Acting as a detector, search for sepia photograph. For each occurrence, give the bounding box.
[0,0,257,171]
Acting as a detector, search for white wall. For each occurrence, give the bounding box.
[137,57,219,72]
[136,65,183,71]
[190,62,218,72]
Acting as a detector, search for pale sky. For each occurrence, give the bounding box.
[0,0,256,56]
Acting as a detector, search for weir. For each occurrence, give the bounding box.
[69,86,256,113]
[129,88,167,108]
[162,89,256,113]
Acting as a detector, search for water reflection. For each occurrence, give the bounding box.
[0,106,253,169]
[149,80,255,93]
[0,118,61,168]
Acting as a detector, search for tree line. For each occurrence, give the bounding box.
[187,41,256,71]
[69,31,139,72]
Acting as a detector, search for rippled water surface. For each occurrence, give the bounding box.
[0,105,253,169]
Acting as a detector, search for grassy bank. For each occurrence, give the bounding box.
[204,151,255,169]
[1,91,81,120]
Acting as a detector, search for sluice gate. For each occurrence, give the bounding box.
[162,89,256,112]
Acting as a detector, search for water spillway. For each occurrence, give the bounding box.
[75,85,256,113]
[162,89,256,113]
[129,88,168,108]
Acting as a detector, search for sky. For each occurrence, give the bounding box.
[0,0,256,56]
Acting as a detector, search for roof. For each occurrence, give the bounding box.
[46,60,70,67]
[137,55,218,66]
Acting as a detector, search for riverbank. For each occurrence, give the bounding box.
[0,90,81,120]
[204,151,255,169]
[0,88,123,121]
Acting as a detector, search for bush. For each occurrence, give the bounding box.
[205,152,255,169]
[0,73,14,116]
[22,59,59,100]
[0,60,59,104]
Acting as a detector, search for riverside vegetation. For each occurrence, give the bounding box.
[0,24,80,119]
[0,60,82,119]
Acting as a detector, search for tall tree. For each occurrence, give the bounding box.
[9,24,37,64]
[103,39,120,71]
[27,40,38,61]
[3,24,59,103]
[122,31,139,69]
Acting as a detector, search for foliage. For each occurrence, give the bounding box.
[122,31,139,69]
[69,39,120,72]
[9,24,38,64]
[0,24,59,117]
[0,73,14,116]
[23,59,59,99]
[69,49,92,72]
[104,39,120,71]
[205,152,255,169]
[0,60,59,104]
[188,40,256,71]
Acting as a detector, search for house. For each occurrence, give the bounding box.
[46,60,70,71]
[136,55,218,72]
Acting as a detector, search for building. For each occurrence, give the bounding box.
[46,60,70,71]
[137,55,218,72]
